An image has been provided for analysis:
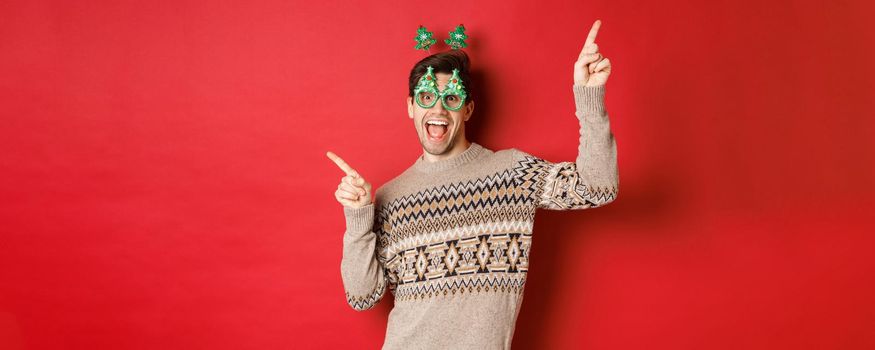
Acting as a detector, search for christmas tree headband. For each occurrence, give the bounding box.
[414,24,468,52]
[412,24,469,111]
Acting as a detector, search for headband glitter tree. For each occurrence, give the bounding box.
[444,24,468,50]
[414,25,437,51]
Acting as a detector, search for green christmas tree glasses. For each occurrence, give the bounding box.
[413,66,468,111]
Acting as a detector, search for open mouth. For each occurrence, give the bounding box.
[425,119,449,142]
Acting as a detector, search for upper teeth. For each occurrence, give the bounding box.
[427,120,448,126]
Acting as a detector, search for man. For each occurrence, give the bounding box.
[327,20,617,349]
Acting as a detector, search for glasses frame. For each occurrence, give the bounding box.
[413,66,468,111]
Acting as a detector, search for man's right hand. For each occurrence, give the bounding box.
[326,151,373,209]
[574,19,611,87]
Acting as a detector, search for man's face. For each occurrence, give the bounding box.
[407,72,475,156]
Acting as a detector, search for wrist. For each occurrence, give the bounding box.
[573,84,606,116]
[344,203,375,234]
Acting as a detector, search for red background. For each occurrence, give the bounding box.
[2,0,874,349]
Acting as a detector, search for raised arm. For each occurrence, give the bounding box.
[327,151,394,311]
[512,20,618,210]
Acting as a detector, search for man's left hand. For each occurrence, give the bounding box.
[574,19,611,87]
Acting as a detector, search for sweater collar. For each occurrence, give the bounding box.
[413,142,486,173]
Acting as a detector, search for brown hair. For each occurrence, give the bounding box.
[408,50,474,105]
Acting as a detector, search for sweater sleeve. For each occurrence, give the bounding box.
[340,201,394,311]
[512,84,619,210]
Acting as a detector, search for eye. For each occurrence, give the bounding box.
[417,92,436,104]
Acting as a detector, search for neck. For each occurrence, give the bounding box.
[421,139,472,163]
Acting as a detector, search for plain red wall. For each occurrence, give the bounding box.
[2,0,874,349]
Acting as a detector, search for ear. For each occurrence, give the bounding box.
[463,100,475,122]
[407,96,414,119]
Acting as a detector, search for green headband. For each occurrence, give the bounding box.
[414,24,468,51]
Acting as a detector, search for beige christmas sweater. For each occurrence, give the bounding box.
[340,84,619,349]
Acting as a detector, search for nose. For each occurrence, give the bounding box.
[429,97,447,114]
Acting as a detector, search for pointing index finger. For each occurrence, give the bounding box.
[585,19,601,47]
[326,151,359,177]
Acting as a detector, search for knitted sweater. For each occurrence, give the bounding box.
[340,84,618,349]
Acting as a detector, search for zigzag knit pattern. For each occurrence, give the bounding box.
[345,275,388,311]
[393,273,527,302]
[514,155,619,210]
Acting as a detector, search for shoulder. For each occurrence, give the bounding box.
[492,147,519,161]
[371,168,414,208]
[491,147,550,180]
[476,147,535,172]
[503,147,543,163]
